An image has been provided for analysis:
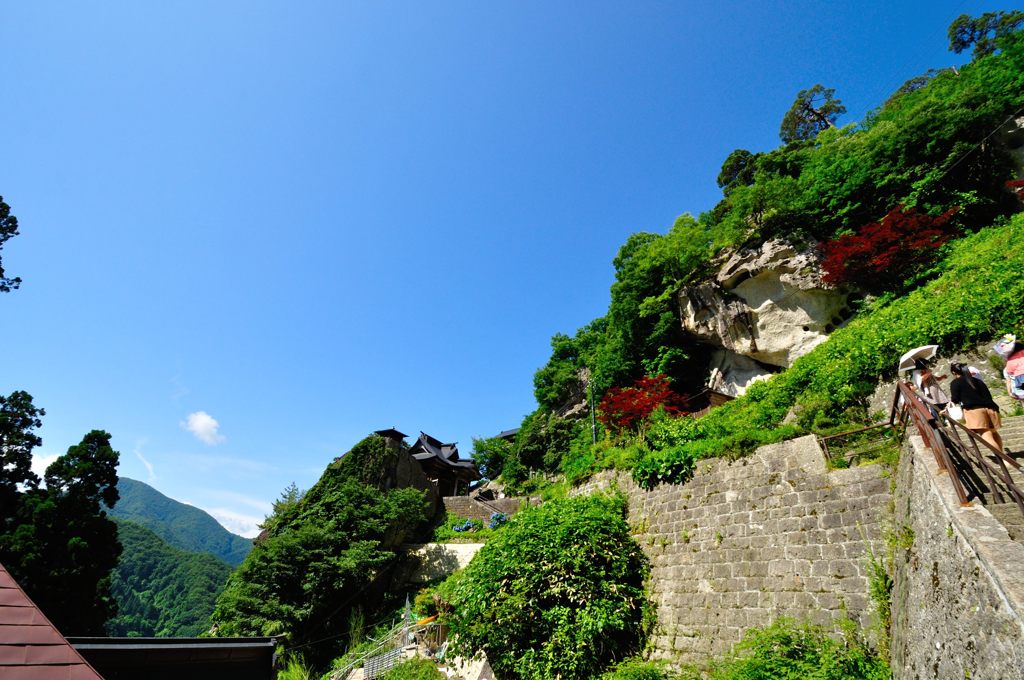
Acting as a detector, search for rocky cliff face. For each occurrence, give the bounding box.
[679,239,850,396]
[997,114,1024,177]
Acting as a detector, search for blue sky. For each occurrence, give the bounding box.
[1,1,1001,536]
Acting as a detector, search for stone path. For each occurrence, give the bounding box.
[967,414,1024,540]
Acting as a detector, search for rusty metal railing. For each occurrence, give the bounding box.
[894,381,1024,518]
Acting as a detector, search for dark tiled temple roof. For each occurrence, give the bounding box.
[0,563,104,680]
[410,433,479,475]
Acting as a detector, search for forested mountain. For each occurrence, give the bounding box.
[107,518,233,637]
[108,478,252,566]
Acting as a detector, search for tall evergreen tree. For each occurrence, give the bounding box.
[0,425,122,635]
[0,391,43,526]
[0,196,21,293]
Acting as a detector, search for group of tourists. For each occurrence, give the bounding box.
[905,333,1024,454]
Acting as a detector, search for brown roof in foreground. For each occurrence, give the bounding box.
[0,563,104,680]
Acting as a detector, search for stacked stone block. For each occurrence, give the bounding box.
[440,496,532,523]
[573,435,890,666]
[890,435,1024,679]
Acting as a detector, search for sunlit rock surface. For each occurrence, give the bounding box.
[681,239,849,394]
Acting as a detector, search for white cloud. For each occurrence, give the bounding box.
[182,411,225,445]
[205,507,264,538]
[30,452,59,480]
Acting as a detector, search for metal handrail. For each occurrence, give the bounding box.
[895,382,970,505]
[940,416,1024,517]
[329,621,445,680]
[895,381,1024,518]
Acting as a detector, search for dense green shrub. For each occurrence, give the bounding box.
[600,657,679,679]
[438,494,650,679]
[707,618,889,680]
[379,657,445,680]
[431,512,504,543]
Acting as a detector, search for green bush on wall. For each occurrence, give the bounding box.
[438,494,651,680]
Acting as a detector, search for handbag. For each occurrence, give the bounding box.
[946,404,964,421]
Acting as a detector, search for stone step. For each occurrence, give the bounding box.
[987,503,1024,542]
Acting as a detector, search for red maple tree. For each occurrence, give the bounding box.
[819,205,958,290]
[1007,179,1024,201]
[598,374,687,434]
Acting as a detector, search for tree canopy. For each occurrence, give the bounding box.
[779,84,846,143]
[0,196,21,293]
[0,423,122,635]
[948,10,1024,59]
[107,519,233,637]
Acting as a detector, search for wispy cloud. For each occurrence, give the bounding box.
[169,370,189,401]
[204,507,264,538]
[134,440,156,483]
[181,411,225,445]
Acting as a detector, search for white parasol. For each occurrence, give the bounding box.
[898,345,938,371]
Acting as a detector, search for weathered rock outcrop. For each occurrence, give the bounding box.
[997,114,1024,177]
[680,239,849,395]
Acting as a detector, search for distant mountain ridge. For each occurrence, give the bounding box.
[108,478,253,566]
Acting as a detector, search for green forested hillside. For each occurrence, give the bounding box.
[211,434,430,669]
[106,518,233,637]
[108,477,252,566]
[491,26,1024,491]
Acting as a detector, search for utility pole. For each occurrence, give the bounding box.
[589,379,597,445]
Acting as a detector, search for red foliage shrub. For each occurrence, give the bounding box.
[598,374,687,434]
[819,205,958,290]
[1007,179,1024,201]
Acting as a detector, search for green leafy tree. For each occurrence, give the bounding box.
[716,149,759,194]
[439,494,650,679]
[260,481,304,533]
[779,84,846,143]
[3,430,122,635]
[0,196,21,293]
[505,409,584,485]
[0,391,44,524]
[470,436,512,480]
[948,10,1024,59]
[211,435,429,670]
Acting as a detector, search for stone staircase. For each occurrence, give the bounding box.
[970,412,1024,541]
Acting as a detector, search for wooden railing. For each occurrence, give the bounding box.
[893,381,1024,518]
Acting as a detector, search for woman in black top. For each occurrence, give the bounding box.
[949,362,1003,452]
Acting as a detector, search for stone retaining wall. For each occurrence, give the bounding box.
[441,496,533,522]
[573,435,890,666]
[890,435,1024,679]
[404,543,485,583]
